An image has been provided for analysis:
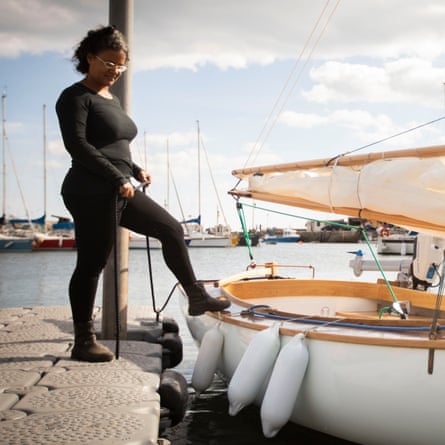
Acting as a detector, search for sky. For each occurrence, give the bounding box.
[2,0,445,231]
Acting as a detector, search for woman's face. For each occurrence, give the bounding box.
[86,49,127,87]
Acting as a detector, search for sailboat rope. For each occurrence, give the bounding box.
[326,115,445,166]
[328,156,365,216]
[236,200,402,309]
[236,202,254,262]
[5,136,37,232]
[199,134,230,228]
[327,156,339,214]
[243,305,445,333]
[168,165,190,235]
[429,258,445,339]
[244,0,342,169]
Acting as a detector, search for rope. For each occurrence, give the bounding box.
[244,0,342,169]
[236,200,402,314]
[113,194,128,359]
[327,156,340,214]
[141,184,176,322]
[427,255,445,373]
[200,135,230,228]
[430,255,445,339]
[326,115,445,166]
[245,305,444,333]
[144,235,179,322]
[5,135,38,231]
[236,201,254,262]
[238,200,356,230]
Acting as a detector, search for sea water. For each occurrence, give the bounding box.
[1,242,390,444]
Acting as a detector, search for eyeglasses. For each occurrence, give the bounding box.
[95,55,127,73]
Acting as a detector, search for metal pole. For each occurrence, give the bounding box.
[102,0,134,340]
[197,120,201,223]
[42,104,47,229]
[1,91,6,221]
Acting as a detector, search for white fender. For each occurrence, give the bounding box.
[352,253,363,277]
[260,333,309,438]
[192,324,224,395]
[228,323,280,416]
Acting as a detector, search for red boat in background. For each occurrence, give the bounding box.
[33,217,76,251]
[33,234,76,251]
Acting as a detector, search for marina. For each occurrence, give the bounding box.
[0,244,368,444]
[2,2,445,444]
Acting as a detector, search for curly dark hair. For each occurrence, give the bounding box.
[72,25,129,74]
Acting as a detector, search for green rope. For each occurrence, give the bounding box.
[236,202,254,261]
[237,201,401,315]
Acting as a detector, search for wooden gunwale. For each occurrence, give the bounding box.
[220,278,445,311]
[215,277,445,349]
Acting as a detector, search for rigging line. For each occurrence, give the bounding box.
[236,202,254,261]
[355,163,364,213]
[250,0,342,167]
[238,199,400,304]
[326,115,445,166]
[5,138,36,232]
[168,164,189,235]
[430,257,445,338]
[199,134,230,228]
[327,155,340,214]
[243,0,333,169]
[239,200,357,229]
[246,305,442,332]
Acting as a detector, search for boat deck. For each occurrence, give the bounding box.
[212,278,445,347]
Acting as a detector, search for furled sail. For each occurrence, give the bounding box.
[230,144,445,236]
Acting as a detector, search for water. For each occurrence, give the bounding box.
[1,243,387,444]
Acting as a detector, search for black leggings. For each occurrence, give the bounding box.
[63,190,196,322]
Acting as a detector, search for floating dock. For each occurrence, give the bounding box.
[0,305,180,445]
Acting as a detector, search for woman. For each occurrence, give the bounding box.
[56,26,230,363]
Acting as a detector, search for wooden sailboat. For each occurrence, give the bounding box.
[180,144,445,445]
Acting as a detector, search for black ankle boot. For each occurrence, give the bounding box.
[184,282,230,316]
[72,320,114,362]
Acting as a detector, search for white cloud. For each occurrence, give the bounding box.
[47,139,67,157]
[303,58,445,108]
[3,0,445,228]
[1,0,107,57]
[2,0,445,70]
[279,108,390,131]
[278,108,441,148]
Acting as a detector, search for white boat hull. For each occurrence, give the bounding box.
[186,235,235,248]
[202,322,444,445]
[128,233,161,249]
[377,235,415,255]
[180,275,445,445]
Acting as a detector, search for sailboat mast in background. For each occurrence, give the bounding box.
[1,91,6,223]
[196,120,201,223]
[42,104,47,228]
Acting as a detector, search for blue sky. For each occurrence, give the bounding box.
[2,0,445,230]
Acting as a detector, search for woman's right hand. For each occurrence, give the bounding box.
[119,182,135,199]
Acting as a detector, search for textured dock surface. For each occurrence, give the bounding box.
[0,306,167,445]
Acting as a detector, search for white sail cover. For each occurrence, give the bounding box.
[232,153,445,236]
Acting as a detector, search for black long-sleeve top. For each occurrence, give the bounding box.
[56,82,140,196]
